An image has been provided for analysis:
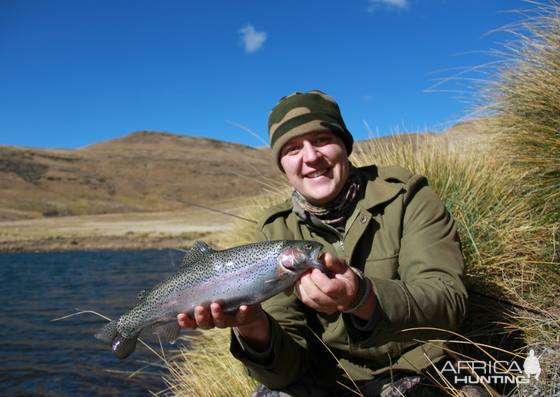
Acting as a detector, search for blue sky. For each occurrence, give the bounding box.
[1,0,527,149]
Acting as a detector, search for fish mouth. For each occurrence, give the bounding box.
[307,245,327,273]
[309,245,322,263]
[278,243,325,274]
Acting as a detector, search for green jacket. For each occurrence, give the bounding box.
[231,165,467,389]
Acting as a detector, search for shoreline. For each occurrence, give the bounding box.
[0,207,237,253]
[0,233,216,253]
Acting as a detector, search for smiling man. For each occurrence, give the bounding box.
[279,130,350,206]
[178,91,477,396]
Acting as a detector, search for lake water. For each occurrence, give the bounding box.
[0,249,190,396]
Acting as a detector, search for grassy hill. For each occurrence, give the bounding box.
[0,130,283,221]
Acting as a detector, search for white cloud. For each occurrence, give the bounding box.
[367,0,409,12]
[238,24,267,53]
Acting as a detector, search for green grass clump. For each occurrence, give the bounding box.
[474,1,560,222]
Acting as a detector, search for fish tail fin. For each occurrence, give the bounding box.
[95,319,137,360]
[95,319,119,345]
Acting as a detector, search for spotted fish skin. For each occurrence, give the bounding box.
[95,239,324,360]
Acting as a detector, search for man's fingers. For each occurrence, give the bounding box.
[297,275,332,309]
[178,303,265,330]
[194,306,214,329]
[177,312,197,329]
[210,303,227,327]
[320,253,348,274]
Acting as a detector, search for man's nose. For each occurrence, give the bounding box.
[302,141,320,162]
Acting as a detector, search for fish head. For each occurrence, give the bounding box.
[278,241,325,274]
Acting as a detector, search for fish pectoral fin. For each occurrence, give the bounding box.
[154,321,182,344]
[264,272,289,284]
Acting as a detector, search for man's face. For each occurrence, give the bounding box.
[280,131,350,206]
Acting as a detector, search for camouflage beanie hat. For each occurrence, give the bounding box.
[268,90,353,169]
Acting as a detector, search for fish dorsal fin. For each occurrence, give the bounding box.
[137,289,152,300]
[180,239,215,268]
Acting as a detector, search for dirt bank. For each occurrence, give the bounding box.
[0,203,245,252]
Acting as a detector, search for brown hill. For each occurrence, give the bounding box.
[0,131,283,221]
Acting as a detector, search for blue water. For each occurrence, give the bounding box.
[0,249,189,396]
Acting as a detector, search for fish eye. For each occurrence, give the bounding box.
[305,243,313,250]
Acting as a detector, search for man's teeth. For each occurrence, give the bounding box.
[307,169,328,178]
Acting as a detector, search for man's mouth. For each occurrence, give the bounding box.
[306,168,329,178]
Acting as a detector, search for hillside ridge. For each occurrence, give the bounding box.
[0,131,281,221]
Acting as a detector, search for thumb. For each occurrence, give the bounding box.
[320,253,349,275]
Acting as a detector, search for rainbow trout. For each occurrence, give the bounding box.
[95,239,324,360]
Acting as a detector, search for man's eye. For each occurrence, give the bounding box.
[315,136,329,145]
[284,146,299,155]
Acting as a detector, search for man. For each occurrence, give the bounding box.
[178,90,469,396]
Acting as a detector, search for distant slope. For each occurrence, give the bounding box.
[0,131,282,221]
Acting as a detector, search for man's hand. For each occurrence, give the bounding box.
[177,303,264,330]
[295,253,358,315]
[177,303,271,352]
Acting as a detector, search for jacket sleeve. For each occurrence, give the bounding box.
[230,215,312,389]
[230,301,310,389]
[346,175,467,347]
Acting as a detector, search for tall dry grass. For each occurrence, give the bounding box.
[472,0,560,223]
[155,329,258,397]
[215,178,290,249]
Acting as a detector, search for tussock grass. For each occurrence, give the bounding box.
[352,131,559,310]
[216,179,290,249]
[472,1,560,222]
[155,329,258,397]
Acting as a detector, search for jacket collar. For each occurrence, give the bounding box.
[355,165,407,211]
[257,165,408,229]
